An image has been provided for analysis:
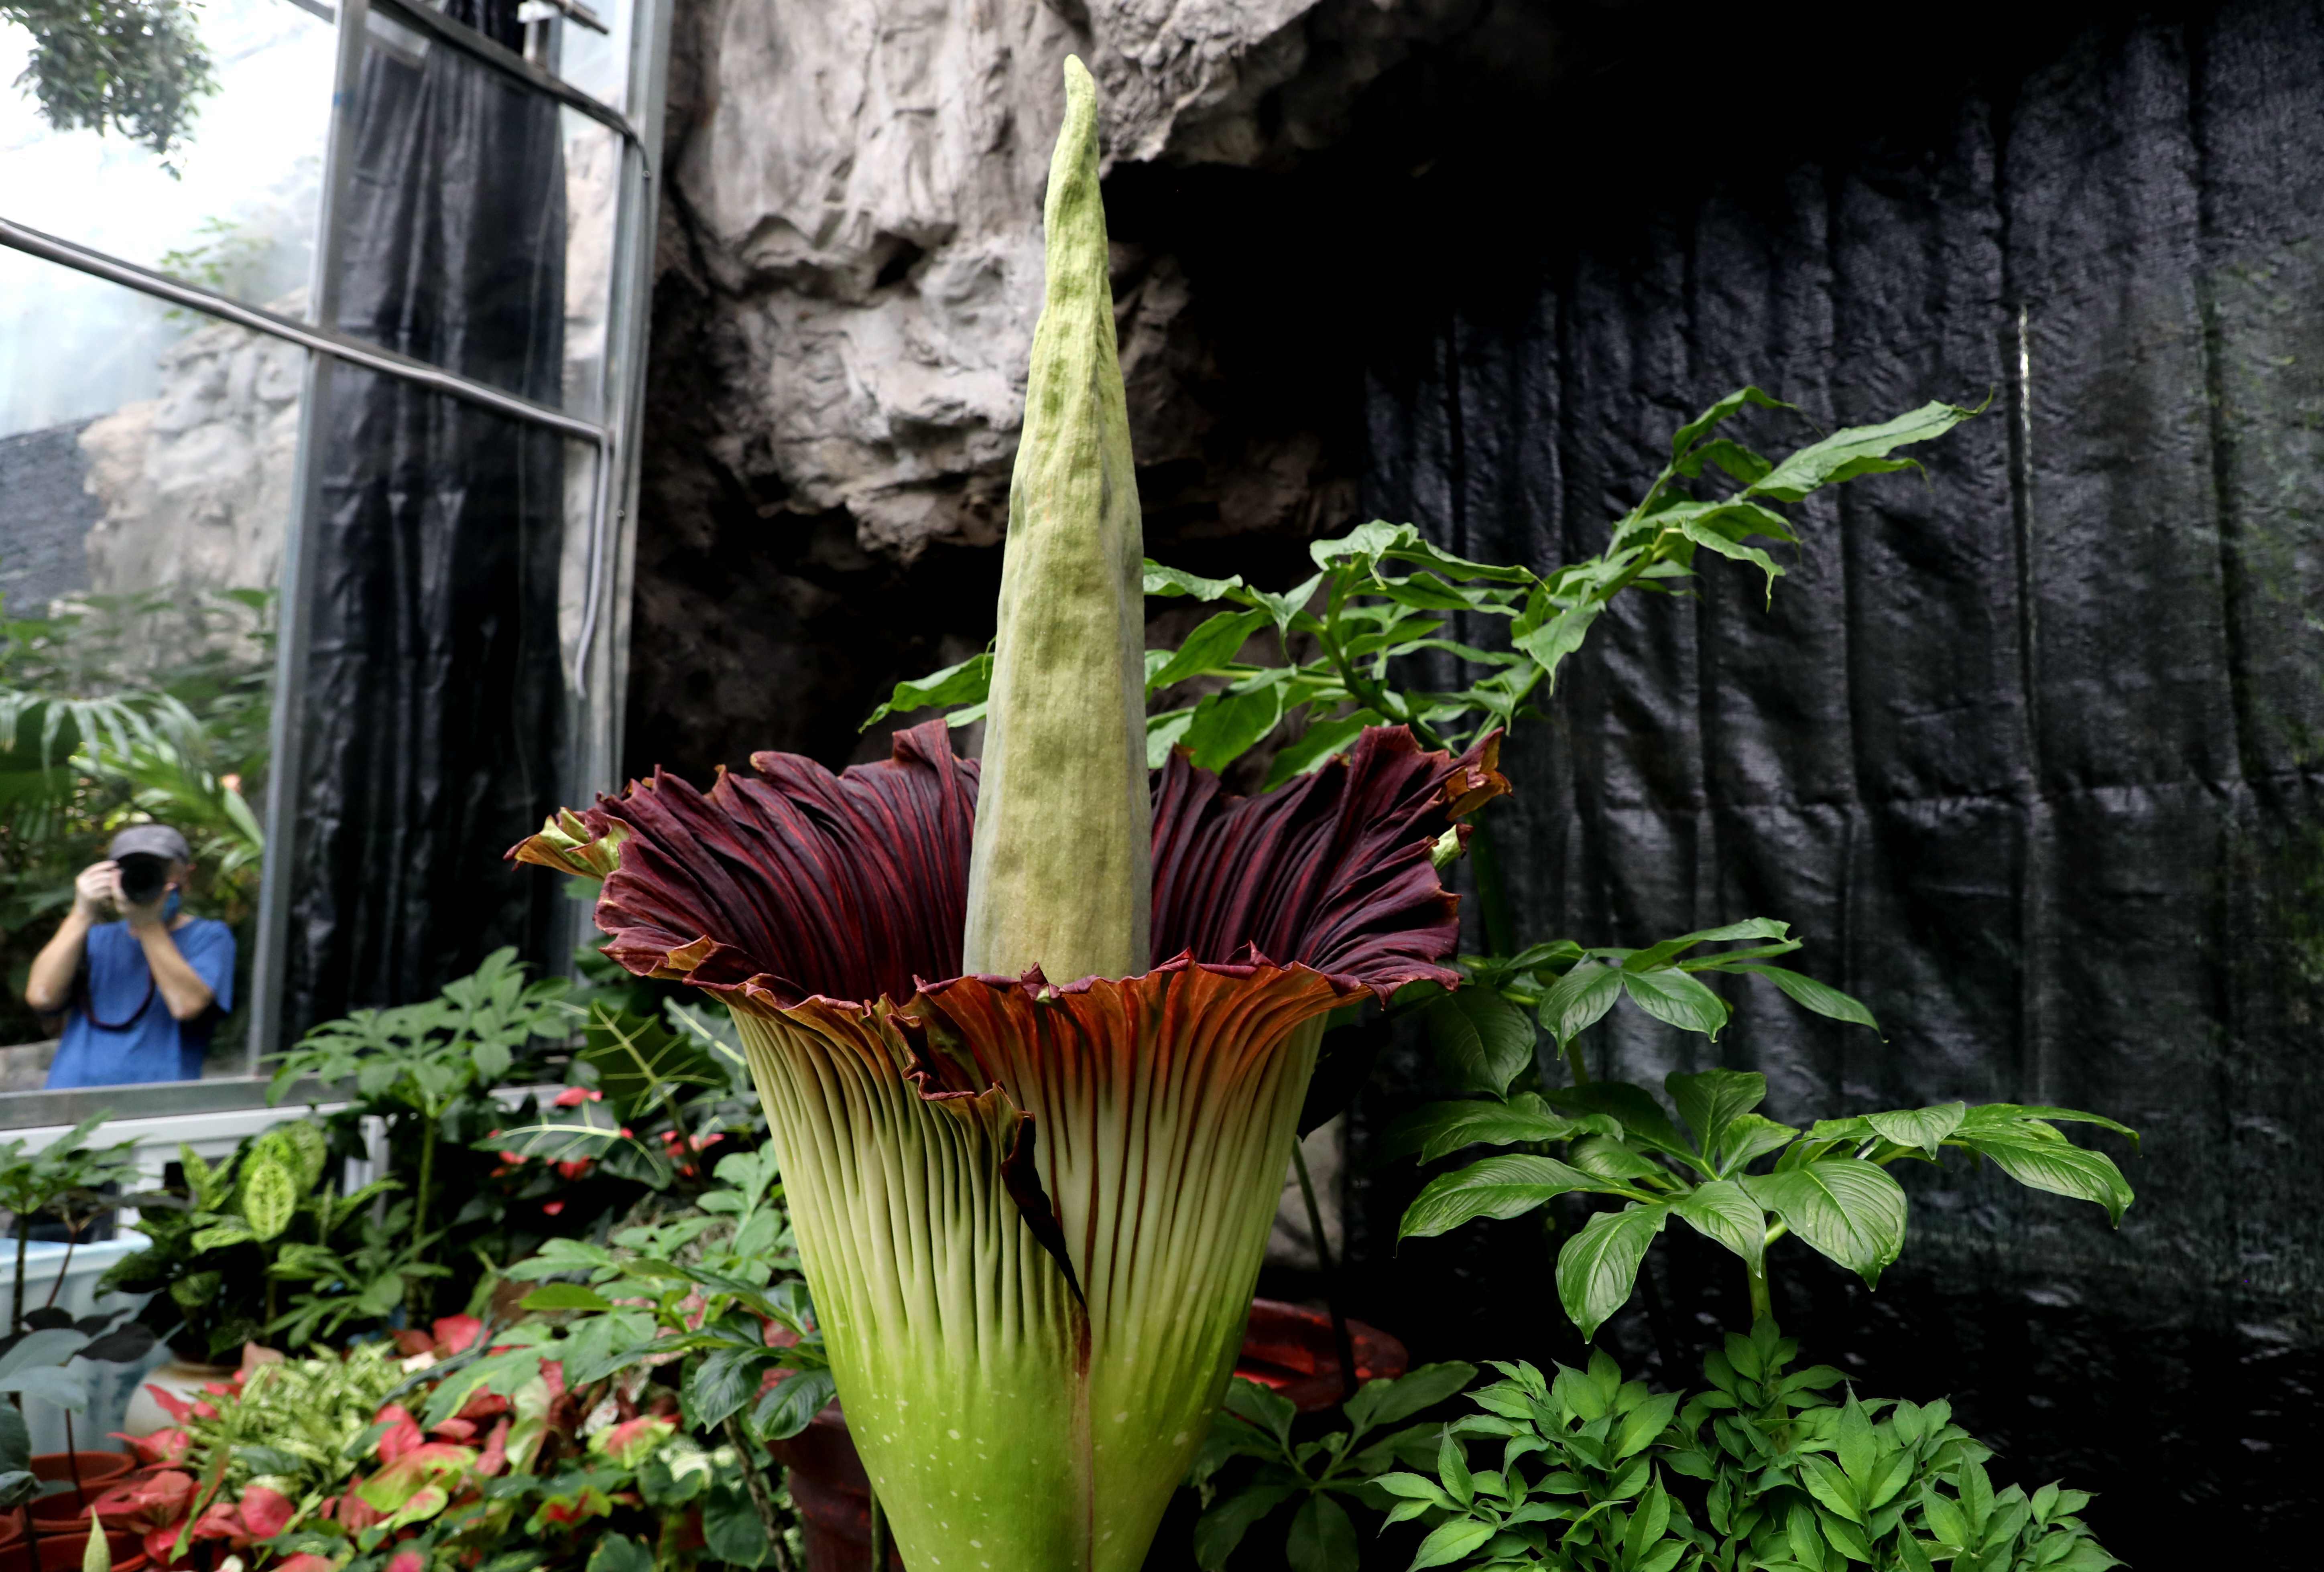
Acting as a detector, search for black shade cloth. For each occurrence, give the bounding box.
[1350,1,2324,1555]
[283,32,568,1030]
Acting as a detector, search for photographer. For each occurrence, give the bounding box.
[23,825,236,1088]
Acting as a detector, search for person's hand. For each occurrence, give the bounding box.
[71,861,119,921]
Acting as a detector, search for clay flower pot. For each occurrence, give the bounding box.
[0,1527,144,1571]
[767,1299,1407,1571]
[23,1452,138,1530]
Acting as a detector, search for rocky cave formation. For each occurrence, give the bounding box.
[625,0,1575,780]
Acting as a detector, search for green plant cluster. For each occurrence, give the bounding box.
[1,0,218,163]
[1373,1327,2117,1572]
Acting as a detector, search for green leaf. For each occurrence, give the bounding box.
[1620,967,1731,1039]
[519,1283,616,1313]
[753,1368,835,1441]
[1555,1204,1669,1340]
[1864,1103,1966,1159]
[1716,963,1881,1031]
[1743,1159,1908,1287]
[1547,1083,1696,1161]
[1149,608,1270,690]
[1399,1156,1620,1241]
[1342,1361,1477,1433]
[1194,1483,1298,1571]
[860,650,993,729]
[585,1534,655,1572]
[687,1345,767,1430]
[1385,1096,1583,1164]
[1669,1179,1765,1271]
[1950,1129,2135,1224]
[702,1486,771,1567]
[1147,707,1198,768]
[1958,1103,2141,1150]
[1183,677,1288,772]
[237,1154,298,1243]
[1539,961,1624,1045]
[1669,387,1794,461]
[1676,436,1774,485]
[1623,918,1792,973]
[1408,1516,1496,1570]
[1746,399,1981,504]
[1427,989,1538,1097]
[1564,1135,1670,1185]
[1145,561,1246,601]
[1261,711,1377,789]
[1714,1113,1801,1176]
[1287,1492,1360,1572]
[1665,1068,1767,1156]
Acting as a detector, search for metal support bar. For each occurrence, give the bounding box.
[0,217,608,445]
[370,0,639,144]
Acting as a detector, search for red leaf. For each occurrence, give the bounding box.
[374,1403,425,1462]
[431,1314,486,1355]
[238,1484,294,1539]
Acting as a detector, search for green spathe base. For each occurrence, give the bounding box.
[730,976,1333,1572]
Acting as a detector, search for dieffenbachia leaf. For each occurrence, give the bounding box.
[1399,1155,1626,1241]
[1425,987,1537,1097]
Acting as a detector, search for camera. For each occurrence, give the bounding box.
[116,851,172,906]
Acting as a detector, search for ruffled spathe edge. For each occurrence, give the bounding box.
[510,718,1507,1012]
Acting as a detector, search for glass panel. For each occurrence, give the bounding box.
[0,256,295,1102]
[0,0,334,313]
[545,0,635,113]
[335,10,620,416]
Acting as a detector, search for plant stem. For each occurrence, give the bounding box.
[723,1414,799,1572]
[65,1410,84,1497]
[1291,1143,1359,1403]
[1563,1038,1591,1087]
[1747,1262,1772,1326]
[45,1217,77,1309]
[868,1483,891,1570]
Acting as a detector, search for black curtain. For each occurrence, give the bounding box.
[1349,0,2324,1556]
[284,30,568,1029]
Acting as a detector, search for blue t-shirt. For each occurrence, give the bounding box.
[45,918,236,1089]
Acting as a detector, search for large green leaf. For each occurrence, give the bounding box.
[1669,387,1794,462]
[1399,1155,1623,1241]
[860,649,992,729]
[1148,607,1270,690]
[1557,1204,1670,1340]
[1342,1361,1477,1432]
[1427,988,1537,1097]
[1548,1082,1696,1162]
[1951,1129,2135,1224]
[1669,1179,1766,1271]
[238,1153,297,1243]
[1666,1068,1767,1156]
[1622,918,1792,973]
[1713,962,1881,1032]
[1621,967,1731,1039]
[1745,399,1981,504]
[1194,1483,1299,1571]
[1286,1492,1360,1572]
[1539,961,1625,1046]
[1743,1159,1907,1287]
[1383,1095,1582,1164]
[1864,1103,1966,1159]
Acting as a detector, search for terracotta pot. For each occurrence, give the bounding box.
[0,1527,144,1571]
[0,1511,18,1551]
[766,1298,1407,1572]
[21,1452,137,1531]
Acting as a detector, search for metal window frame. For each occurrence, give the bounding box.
[0,0,671,1129]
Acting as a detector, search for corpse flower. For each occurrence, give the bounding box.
[514,57,1505,1572]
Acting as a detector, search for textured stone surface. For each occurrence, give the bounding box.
[629,0,1493,778]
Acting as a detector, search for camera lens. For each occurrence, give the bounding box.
[117,852,169,905]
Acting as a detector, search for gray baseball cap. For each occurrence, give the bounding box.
[108,825,191,862]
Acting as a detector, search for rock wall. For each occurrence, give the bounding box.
[626,0,1508,778]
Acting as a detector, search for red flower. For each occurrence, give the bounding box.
[541,1200,565,1216]
[374,1403,426,1462]
[553,1086,602,1107]
[555,1157,593,1180]
[238,1483,295,1539]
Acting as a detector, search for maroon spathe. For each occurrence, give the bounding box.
[515,720,1508,1015]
